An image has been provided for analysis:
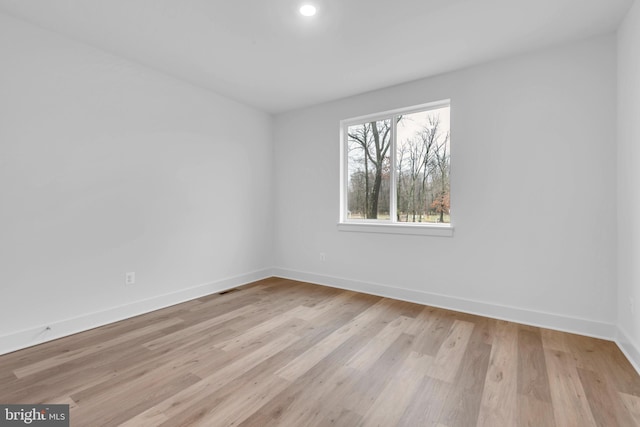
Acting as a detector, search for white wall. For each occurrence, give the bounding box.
[0,9,629,359]
[617,0,640,371]
[0,12,274,353]
[274,35,618,338]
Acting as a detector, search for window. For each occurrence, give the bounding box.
[339,100,452,236]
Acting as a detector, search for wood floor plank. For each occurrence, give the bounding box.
[518,326,553,402]
[142,303,260,351]
[275,299,394,382]
[296,289,358,321]
[12,317,183,378]
[119,410,169,427]
[607,351,640,397]
[248,367,358,427]
[311,407,363,427]
[188,374,290,427]
[0,304,191,374]
[620,392,640,424]
[154,333,312,427]
[517,394,556,427]
[122,332,302,426]
[73,372,201,426]
[412,307,457,356]
[215,305,309,352]
[69,328,233,400]
[437,318,492,427]
[476,321,518,427]
[47,396,79,412]
[358,351,430,426]
[398,375,453,426]
[341,333,417,416]
[1,278,638,427]
[238,325,388,427]
[345,315,414,371]
[4,339,159,403]
[184,292,261,317]
[544,349,598,427]
[404,305,437,335]
[69,343,226,407]
[578,367,638,427]
[425,319,475,383]
[243,302,402,427]
[541,329,571,352]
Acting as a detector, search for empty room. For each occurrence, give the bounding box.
[1,0,640,426]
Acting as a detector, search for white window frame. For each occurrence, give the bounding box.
[338,100,454,237]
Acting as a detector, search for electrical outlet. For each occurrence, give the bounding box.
[320,252,326,262]
[125,272,136,285]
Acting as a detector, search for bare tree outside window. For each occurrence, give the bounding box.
[347,119,391,219]
[396,107,450,223]
[343,103,450,225]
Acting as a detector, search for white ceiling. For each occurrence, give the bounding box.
[0,0,633,113]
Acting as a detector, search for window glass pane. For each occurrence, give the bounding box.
[396,106,450,223]
[346,119,392,220]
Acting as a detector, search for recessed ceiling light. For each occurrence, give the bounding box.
[299,4,317,17]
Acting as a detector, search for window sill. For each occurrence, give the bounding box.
[337,222,454,237]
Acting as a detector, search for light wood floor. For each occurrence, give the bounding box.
[1,278,639,426]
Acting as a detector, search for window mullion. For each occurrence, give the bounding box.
[390,115,398,223]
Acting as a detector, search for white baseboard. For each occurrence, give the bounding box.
[5,266,633,375]
[272,268,616,340]
[616,327,640,376]
[0,268,274,356]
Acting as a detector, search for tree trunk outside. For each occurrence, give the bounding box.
[369,170,381,219]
